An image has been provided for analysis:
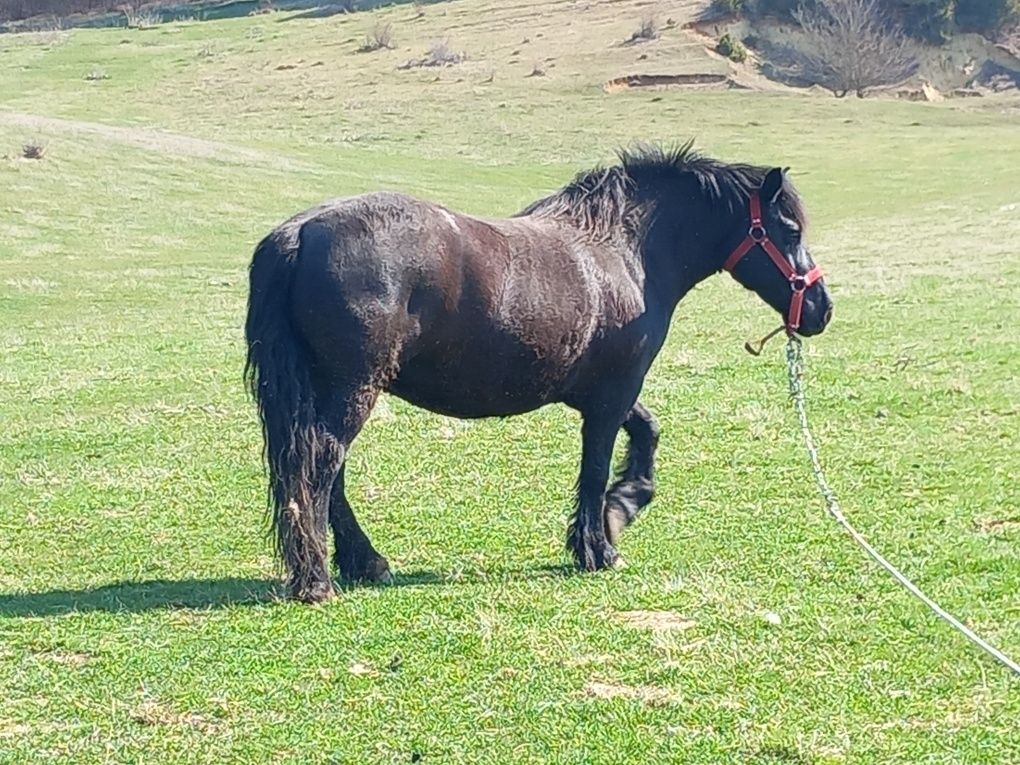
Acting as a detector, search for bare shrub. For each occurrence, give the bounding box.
[22,141,46,159]
[624,14,659,44]
[398,39,465,68]
[424,39,463,65]
[124,8,162,28]
[789,0,918,97]
[357,21,394,52]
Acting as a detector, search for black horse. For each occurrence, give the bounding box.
[245,143,833,602]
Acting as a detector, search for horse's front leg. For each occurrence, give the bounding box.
[567,410,629,571]
[604,402,659,544]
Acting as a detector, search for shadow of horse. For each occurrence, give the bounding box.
[0,577,280,616]
[0,566,571,616]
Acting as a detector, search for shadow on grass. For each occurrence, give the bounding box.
[0,577,280,616]
[0,564,573,616]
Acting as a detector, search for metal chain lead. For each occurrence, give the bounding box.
[785,336,1020,678]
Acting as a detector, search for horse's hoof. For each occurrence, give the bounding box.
[290,580,336,604]
[612,555,628,570]
[339,554,393,585]
[573,541,622,572]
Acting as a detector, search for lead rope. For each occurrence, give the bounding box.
[785,336,1020,678]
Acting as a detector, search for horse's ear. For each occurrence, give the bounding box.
[761,167,784,206]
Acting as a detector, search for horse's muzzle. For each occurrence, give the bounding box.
[796,299,833,337]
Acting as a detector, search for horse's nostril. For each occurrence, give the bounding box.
[824,305,834,324]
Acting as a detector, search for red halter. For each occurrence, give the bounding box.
[723,192,823,333]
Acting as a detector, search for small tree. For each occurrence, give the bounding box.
[791,0,918,97]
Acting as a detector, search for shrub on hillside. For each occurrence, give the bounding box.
[625,15,659,44]
[357,21,394,52]
[422,40,462,65]
[398,40,465,69]
[717,33,748,61]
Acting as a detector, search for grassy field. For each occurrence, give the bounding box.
[2,0,1019,762]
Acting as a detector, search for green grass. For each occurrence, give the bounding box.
[2,1,1020,762]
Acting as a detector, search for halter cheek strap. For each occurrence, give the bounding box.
[723,192,823,333]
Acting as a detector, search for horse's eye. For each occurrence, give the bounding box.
[789,228,802,245]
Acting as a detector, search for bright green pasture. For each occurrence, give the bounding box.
[1,2,1019,763]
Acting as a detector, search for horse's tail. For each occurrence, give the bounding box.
[244,231,335,571]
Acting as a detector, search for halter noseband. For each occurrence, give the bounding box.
[723,192,823,333]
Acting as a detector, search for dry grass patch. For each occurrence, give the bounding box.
[974,517,1020,533]
[616,610,697,631]
[36,650,94,668]
[130,699,218,733]
[585,680,677,705]
[4,277,56,293]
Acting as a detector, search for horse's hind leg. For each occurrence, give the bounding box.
[330,464,391,583]
[604,402,659,544]
[318,385,391,584]
[279,433,343,603]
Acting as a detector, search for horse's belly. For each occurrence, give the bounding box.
[385,253,601,418]
[386,345,571,419]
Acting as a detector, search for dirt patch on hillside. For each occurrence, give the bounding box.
[604,72,747,92]
[0,110,306,170]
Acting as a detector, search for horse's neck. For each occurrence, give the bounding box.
[639,213,726,311]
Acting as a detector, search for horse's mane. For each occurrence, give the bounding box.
[517,141,807,240]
